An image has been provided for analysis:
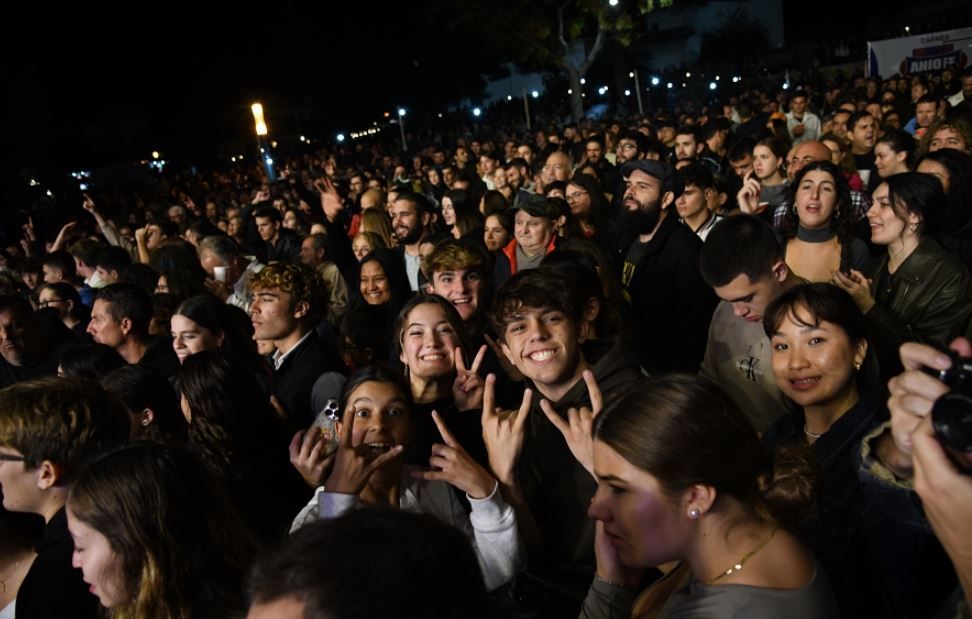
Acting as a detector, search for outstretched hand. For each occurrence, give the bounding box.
[324,404,403,495]
[412,411,496,499]
[481,374,532,486]
[539,370,602,478]
[289,428,337,488]
[316,176,344,223]
[453,345,486,411]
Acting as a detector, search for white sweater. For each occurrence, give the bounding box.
[291,466,525,591]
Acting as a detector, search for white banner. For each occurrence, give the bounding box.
[867,28,972,79]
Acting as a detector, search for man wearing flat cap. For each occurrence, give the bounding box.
[618,159,718,374]
[493,194,562,289]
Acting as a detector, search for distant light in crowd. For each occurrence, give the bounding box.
[568,89,573,94]
[715,75,720,81]
[472,107,482,117]
[651,77,660,86]
[299,135,306,142]
[398,108,406,117]
[709,82,717,90]
[507,95,513,101]
[667,82,673,89]
[628,72,635,78]
[531,90,539,98]
[79,183,88,191]
[685,72,691,78]
[336,134,345,142]
[271,141,278,148]
[260,147,265,153]
[609,0,618,6]
[152,151,160,159]
[624,89,631,96]
[231,157,236,162]
[251,103,268,136]
[46,190,53,197]
[438,113,443,118]
[580,78,586,85]
[266,158,273,165]
[29,178,39,187]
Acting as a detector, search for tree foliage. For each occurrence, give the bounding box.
[431,0,646,121]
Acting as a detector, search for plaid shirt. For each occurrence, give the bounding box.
[772,189,871,232]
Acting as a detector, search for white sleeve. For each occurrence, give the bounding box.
[289,487,361,534]
[466,482,526,591]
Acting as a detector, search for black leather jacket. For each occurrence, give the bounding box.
[866,237,972,378]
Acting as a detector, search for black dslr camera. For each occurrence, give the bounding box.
[923,352,972,463]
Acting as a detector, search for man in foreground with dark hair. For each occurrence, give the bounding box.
[487,268,642,611]
[699,215,801,431]
[247,508,489,619]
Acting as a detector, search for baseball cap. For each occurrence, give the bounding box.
[509,192,561,220]
[620,160,685,199]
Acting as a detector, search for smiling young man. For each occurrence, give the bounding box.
[699,215,802,431]
[249,262,345,429]
[489,268,642,577]
[0,377,129,619]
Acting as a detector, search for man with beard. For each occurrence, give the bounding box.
[618,160,717,373]
[390,192,432,291]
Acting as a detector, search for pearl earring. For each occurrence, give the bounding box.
[689,508,701,519]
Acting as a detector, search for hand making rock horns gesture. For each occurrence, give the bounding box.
[539,369,603,479]
[323,403,404,495]
[481,373,532,486]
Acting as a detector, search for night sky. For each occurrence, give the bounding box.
[6,0,950,175]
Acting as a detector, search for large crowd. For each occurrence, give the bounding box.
[1,61,971,619]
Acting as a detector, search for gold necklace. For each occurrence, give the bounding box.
[700,524,779,585]
[0,559,23,594]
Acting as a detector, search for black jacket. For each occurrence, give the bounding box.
[765,396,957,618]
[517,336,643,568]
[619,212,718,374]
[865,237,972,380]
[273,332,346,429]
[264,229,301,263]
[17,508,99,619]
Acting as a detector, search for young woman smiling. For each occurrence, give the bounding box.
[762,283,957,617]
[833,172,972,378]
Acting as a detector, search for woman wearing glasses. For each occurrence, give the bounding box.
[37,282,89,340]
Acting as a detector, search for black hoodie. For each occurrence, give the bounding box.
[516,335,644,568]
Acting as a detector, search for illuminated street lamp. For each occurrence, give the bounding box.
[251,102,275,181]
[629,71,644,116]
[397,108,408,152]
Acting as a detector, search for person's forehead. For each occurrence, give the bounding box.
[393,200,416,214]
[515,211,548,223]
[626,169,661,186]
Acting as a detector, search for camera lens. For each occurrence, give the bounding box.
[932,393,972,453]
